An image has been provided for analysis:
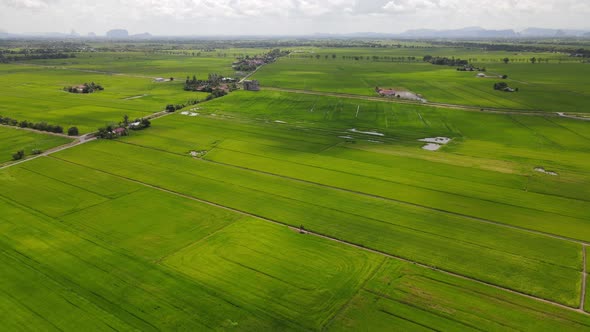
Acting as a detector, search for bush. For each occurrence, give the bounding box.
[67,127,79,136]
[493,82,509,90]
[12,150,25,160]
[31,149,43,155]
[129,118,151,131]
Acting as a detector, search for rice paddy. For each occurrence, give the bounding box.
[1,41,590,330]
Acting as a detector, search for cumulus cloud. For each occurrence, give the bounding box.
[0,0,589,35]
[115,0,357,19]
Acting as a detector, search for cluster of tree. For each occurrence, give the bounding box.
[0,53,75,63]
[183,73,237,93]
[501,57,549,64]
[266,48,290,59]
[166,88,227,113]
[68,127,79,136]
[300,54,420,62]
[129,118,151,131]
[233,49,290,72]
[457,65,486,72]
[10,148,43,161]
[432,40,590,58]
[120,114,151,131]
[205,89,228,100]
[493,82,518,92]
[96,114,150,139]
[423,55,469,66]
[0,116,66,134]
[233,61,258,72]
[12,150,25,161]
[96,125,127,139]
[0,43,85,54]
[63,82,104,94]
[430,40,590,58]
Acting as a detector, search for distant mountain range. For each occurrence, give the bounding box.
[0,27,589,40]
[327,27,590,39]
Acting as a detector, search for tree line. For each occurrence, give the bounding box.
[0,53,75,63]
[502,57,549,64]
[296,54,421,62]
[429,40,590,58]
[0,115,72,135]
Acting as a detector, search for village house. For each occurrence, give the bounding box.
[111,127,127,137]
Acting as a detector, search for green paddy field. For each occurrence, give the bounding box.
[1,41,590,331]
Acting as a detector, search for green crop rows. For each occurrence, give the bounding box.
[1,41,590,330]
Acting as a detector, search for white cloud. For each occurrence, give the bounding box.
[383,0,439,14]
[0,0,589,35]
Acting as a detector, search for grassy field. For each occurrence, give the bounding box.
[286,46,575,62]
[0,126,71,163]
[0,64,208,133]
[48,111,586,306]
[0,156,381,330]
[22,51,239,78]
[253,58,590,113]
[328,259,590,331]
[1,154,590,330]
[1,43,590,330]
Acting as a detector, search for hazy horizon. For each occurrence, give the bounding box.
[1,0,589,36]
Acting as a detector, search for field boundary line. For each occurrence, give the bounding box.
[153,220,239,265]
[46,155,590,316]
[0,109,173,171]
[582,245,588,311]
[362,288,482,331]
[320,258,388,331]
[105,140,577,269]
[262,87,590,119]
[110,138,588,247]
[204,154,590,246]
[0,123,74,138]
[0,137,95,170]
[213,145,589,223]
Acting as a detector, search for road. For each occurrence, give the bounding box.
[239,63,265,83]
[0,110,172,170]
[0,135,95,170]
